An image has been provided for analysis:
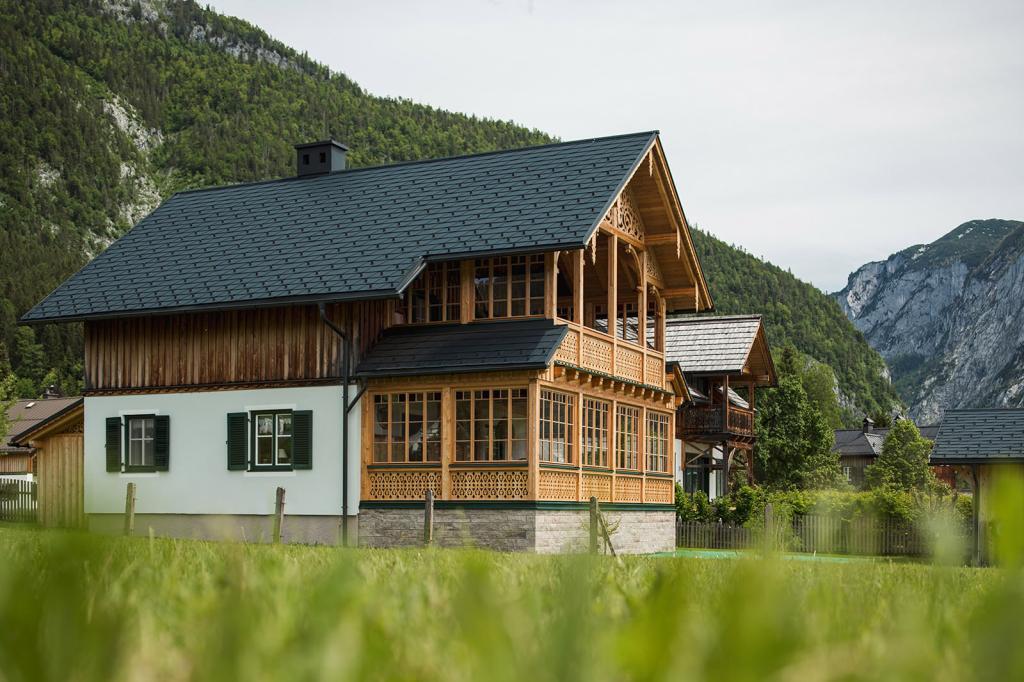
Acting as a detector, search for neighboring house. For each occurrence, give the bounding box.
[930,408,1024,564]
[20,131,720,553]
[833,418,941,489]
[1,396,81,480]
[664,315,776,499]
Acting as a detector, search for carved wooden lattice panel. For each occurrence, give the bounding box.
[581,334,614,374]
[645,477,674,504]
[645,355,664,388]
[617,346,644,383]
[555,329,579,364]
[368,470,442,500]
[581,473,613,502]
[538,469,578,501]
[645,249,664,283]
[450,469,529,500]
[614,476,643,503]
[611,189,645,240]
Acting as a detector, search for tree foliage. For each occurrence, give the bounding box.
[865,419,937,492]
[754,347,841,490]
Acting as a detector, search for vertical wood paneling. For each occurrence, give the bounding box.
[84,301,392,391]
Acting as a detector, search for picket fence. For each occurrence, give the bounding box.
[677,514,956,557]
[0,477,38,524]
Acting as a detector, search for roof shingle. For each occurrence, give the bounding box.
[931,409,1024,463]
[22,132,656,323]
[663,315,763,374]
[355,319,568,378]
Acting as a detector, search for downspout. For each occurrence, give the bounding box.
[319,303,350,546]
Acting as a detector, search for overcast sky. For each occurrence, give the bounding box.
[211,0,1023,292]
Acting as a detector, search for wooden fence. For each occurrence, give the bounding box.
[0,477,38,524]
[677,515,956,557]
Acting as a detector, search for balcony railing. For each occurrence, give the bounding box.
[553,322,665,389]
[680,405,755,438]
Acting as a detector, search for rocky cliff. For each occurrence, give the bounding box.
[834,219,1024,422]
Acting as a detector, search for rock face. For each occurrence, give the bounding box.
[834,219,1024,423]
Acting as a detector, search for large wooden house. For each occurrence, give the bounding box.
[23,132,717,552]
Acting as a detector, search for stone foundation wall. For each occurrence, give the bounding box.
[361,507,674,554]
[88,513,346,545]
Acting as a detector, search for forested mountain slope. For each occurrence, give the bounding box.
[834,219,1024,422]
[0,0,899,422]
[691,229,900,422]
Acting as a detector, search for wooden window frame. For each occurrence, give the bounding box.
[615,405,641,471]
[250,410,294,471]
[454,388,529,462]
[397,262,462,324]
[539,388,575,464]
[581,397,610,468]
[645,410,671,473]
[124,414,156,473]
[473,255,546,320]
[372,392,442,464]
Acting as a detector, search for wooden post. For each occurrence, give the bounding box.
[574,249,584,325]
[424,489,434,546]
[589,496,599,554]
[123,482,136,537]
[971,464,981,566]
[272,486,286,544]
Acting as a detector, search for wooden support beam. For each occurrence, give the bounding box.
[644,234,678,246]
[661,287,697,300]
[574,249,584,326]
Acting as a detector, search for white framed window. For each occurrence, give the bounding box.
[126,415,155,470]
[253,412,293,469]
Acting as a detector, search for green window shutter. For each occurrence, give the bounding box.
[227,412,248,470]
[292,410,313,470]
[154,415,170,471]
[105,417,122,472]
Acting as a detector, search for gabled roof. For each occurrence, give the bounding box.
[2,397,82,452]
[355,319,568,378]
[931,409,1024,463]
[663,315,776,384]
[834,423,940,458]
[22,132,659,323]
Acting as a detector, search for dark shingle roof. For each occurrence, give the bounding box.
[833,423,939,458]
[932,409,1024,463]
[663,315,762,374]
[2,397,82,452]
[355,319,568,378]
[22,132,657,323]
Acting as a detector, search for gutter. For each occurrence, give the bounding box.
[318,303,358,546]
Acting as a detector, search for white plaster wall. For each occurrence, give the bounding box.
[84,385,362,516]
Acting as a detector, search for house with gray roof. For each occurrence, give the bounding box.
[21,131,730,553]
[663,315,776,498]
[833,418,940,488]
[931,408,1024,564]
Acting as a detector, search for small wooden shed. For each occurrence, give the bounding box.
[11,398,85,528]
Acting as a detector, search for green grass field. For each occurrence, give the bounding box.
[0,526,1020,682]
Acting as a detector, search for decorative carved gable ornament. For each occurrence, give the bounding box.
[608,189,645,241]
[645,249,664,284]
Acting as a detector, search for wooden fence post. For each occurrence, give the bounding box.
[123,482,136,537]
[589,496,599,554]
[272,487,286,544]
[424,489,434,546]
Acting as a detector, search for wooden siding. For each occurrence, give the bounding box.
[84,301,393,393]
[36,433,84,528]
[0,453,32,474]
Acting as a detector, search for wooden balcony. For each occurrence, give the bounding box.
[680,404,755,440]
[552,322,665,389]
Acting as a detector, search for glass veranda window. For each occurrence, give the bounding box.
[645,411,671,473]
[616,405,641,470]
[372,393,442,463]
[582,398,610,467]
[539,389,574,464]
[474,255,546,319]
[455,389,528,461]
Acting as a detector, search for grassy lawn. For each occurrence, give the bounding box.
[0,526,1020,682]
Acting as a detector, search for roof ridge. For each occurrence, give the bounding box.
[666,314,763,324]
[175,130,660,198]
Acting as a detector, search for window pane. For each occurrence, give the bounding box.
[529,257,545,315]
[426,393,441,462]
[492,260,508,317]
[407,395,424,462]
[510,258,526,316]
[257,415,274,436]
[277,414,292,437]
[456,391,472,461]
[391,395,406,462]
[373,396,388,462]
[129,438,142,466]
[130,418,143,439]
[474,261,490,318]
[277,435,292,464]
[474,391,490,461]
[257,435,274,465]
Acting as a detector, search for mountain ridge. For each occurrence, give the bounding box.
[834,219,1024,421]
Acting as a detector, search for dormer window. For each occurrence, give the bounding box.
[397,262,461,323]
[474,255,545,319]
